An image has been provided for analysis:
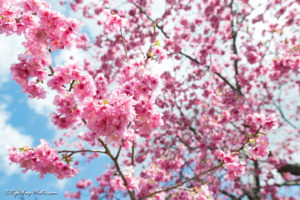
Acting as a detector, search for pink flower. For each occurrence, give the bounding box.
[194,185,214,200]
[152,45,167,63]
[263,114,278,131]
[103,10,127,33]
[134,100,163,138]
[224,162,246,181]
[76,179,92,189]
[252,14,264,24]
[245,51,258,64]
[65,191,81,199]
[248,134,269,160]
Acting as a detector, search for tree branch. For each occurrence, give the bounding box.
[48,65,55,76]
[229,0,242,96]
[221,190,240,200]
[115,139,124,160]
[132,3,169,39]
[69,80,75,92]
[98,138,136,200]
[253,160,261,200]
[215,72,237,91]
[278,164,300,176]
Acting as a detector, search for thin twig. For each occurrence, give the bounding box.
[221,190,240,200]
[273,100,297,129]
[48,65,55,76]
[215,72,237,91]
[57,149,106,156]
[69,80,75,92]
[234,125,262,153]
[139,163,223,200]
[131,141,135,166]
[120,28,128,61]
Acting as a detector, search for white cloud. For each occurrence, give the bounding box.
[27,88,56,117]
[54,46,92,66]
[54,179,68,191]
[0,34,25,86]
[0,104,34,176]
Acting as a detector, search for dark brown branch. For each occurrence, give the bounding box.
[178,51,201,65]
[278,164,300,176]
[215,72,237,91]
[69,80,75,92]
[177,51,238,91]
[140,124,259,199]
[221,190,240,200]
[115,139,124,160]
[229,0,242,96]
[274,182,300,186]
[253,160,261,199]
[234,125,262,152]
[98,138,136,200]
[48,65,55,76]
[176,135,196,151]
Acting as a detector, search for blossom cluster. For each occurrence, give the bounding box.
[245,112,278,133]
[118,61,163,138]
[66,168,138,200]
[50,94,81,129]
[8,139,78,179]
[81,93,136,144]
[215,150,246,181]
[1,0,80,99]
[118,61,159,100]
[48,64,96,99]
